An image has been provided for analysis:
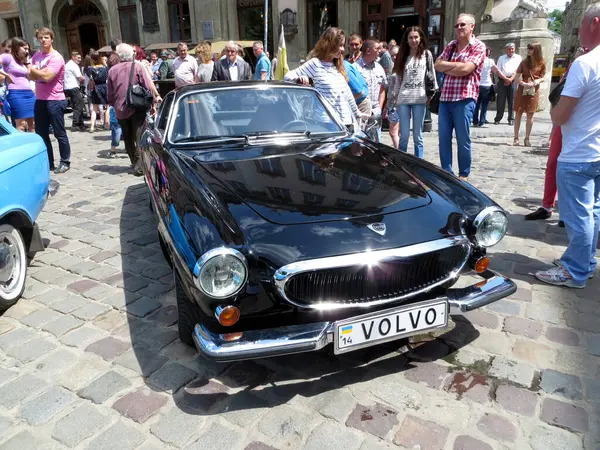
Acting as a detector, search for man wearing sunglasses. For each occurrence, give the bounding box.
[434,13,486,181]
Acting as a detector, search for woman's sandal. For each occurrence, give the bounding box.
[524,138,531,147]
[513,137,520,146]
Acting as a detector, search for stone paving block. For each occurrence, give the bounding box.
[588,334,600,356]
[495,384,538,416]
[463,310,499,329]
[346,403,398,439]
[19,386,77,425]
[112,387,168,423]
[136,327,179,352]
[420,397,472,429]
[50,295,87,314]
[42,314,84,337]
[553,348,599,378]
[86,265,120,282]
[216,391,269,427]
[147,363,198,393]
[0,321,14,336]
[394,415,449,450]
[146,305,178,326]
[584,377,600,406]
[528,424,584,450]
[114,347,169,377]
[453,435,493,450]
[564,311,600,333]
[304,421,363,450]
[100,290,141,310]
[136,282,173,298]
[0,416,11,439]
[545,327,580,347]
[470,329,512,355]
[2,301,41,320]
[0,374,48,409]
[489,356,536,388]
[77,370,132,404]
[31,266,70,284]
[477,412,518,443]
[306,389,357,422]
[126,297,162,318]
[85,336,131,360]
[217,361,271,390]
[176,379,230,412]
[19,308,63,328]
[257,405,316,448]
[403,362,449,389]
[93,310,128,331]
[540,369,583,400]
[503,316,543,339]
[244,443,279,450]
[71,302,111,320]
[184,422,242,450]
[512,339,556,367]
[0,368,17,386]
[0,431,41,450]
[486,299,522,316]
[87,421,146,450]
[60,325,108,348]
[91,250,119,263]
[525,303,563,325]
[367,374,423,411]
[150,407,203,448]
[7,337,57,363]
[540,398,589,433]
[67,279,101,294]
[34,348,79,375]
[58,359,108,392]
[52,402,110,447]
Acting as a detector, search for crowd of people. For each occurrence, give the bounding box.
[0,4,599,290]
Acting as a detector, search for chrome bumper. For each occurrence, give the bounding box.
[193,270,516,362]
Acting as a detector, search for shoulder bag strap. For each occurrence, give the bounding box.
[128,61,136,86]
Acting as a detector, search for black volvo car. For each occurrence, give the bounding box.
[139,81,516,362]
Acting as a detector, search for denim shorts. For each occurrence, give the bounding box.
[388,107,400,123]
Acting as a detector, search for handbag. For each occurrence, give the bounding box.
[429,44,456,115]
[126,62,153,112]
[548,77,566,107]
[490,83,497,102]
[524,74,537,96]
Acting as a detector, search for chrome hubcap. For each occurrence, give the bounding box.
[0,236,19,291]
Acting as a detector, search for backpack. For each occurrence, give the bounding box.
[343,60,369,105]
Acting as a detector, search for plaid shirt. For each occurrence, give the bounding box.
[439,37,486,102]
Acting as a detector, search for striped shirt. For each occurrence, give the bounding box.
[285,58,360,124]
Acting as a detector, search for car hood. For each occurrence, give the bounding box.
[193,137,432,225]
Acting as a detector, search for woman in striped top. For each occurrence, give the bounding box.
[285,27,365,127]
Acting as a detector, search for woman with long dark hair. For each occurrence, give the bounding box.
[513,42,546,146]
[386,26,437,157]
[0,37,35,131]
[284,27,365,127]
[84,51,109,132]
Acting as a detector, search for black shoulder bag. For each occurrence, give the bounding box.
[429,44,456,115]
[126,62,153,112]
[548,77,566,108]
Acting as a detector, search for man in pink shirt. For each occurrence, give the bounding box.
[27,27,71,174]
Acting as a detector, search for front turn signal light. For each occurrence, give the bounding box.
[474,257,490,273]
[215,305,241,327]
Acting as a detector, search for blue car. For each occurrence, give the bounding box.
[0,117,53,310]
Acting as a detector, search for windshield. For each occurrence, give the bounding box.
[169,86,345,143]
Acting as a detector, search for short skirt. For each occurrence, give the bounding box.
[91,84,108,105]
[7,89,35,119]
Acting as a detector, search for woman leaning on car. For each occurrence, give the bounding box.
[0,37,36,132]
[284,27,368,128]
[386,26,437,158]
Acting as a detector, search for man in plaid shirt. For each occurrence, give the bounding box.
[434,13,486,180]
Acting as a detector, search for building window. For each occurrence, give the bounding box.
[268,187,292,202]
[5,17,22,38]
[118,0,139,45]
[302,192,325,206]
[335,198,359,208]
[297,159,326,186]
[307,0,338,50]
[237,0,273,56]
[168,0,192,42]
[343,173,375,195]
[255,158,286,177]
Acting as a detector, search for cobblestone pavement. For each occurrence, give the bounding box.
[1,112,599,450]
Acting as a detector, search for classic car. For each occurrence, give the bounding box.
[0,117,52,311]
[140,81,516,362]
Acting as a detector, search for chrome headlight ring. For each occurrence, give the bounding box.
[193,247,248,299]
[472,206,508,248]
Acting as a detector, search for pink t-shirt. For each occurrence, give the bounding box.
[0,53,32,91]
[31,50,66,101]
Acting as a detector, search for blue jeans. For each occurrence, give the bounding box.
[398,103,427,158]
[473,86,492,126]
[557,160,600,285]
[438,99,476,177]
[35,99,70,167]
[111,122,122,148]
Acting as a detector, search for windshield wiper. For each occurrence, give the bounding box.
[174,135,244,144]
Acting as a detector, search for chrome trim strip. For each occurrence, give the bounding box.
[273,236,471,310]
[192,270,516,361]
[192,247,248,299]
[472,206,508,248]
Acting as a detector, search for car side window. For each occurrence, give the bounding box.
[157,93,175,131]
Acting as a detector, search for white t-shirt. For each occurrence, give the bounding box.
[480,58,495,87]
[558,46,600,163]
[496,53,522,78]
[397,54,427,104]
[173,55,198,87]
[63,59,82,91]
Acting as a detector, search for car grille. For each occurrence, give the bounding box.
[283,244,469,307]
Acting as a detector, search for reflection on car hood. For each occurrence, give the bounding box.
[193,137,432,225]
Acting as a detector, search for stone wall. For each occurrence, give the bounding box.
[562,0,589,55]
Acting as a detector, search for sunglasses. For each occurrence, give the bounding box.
[454,22,469,28]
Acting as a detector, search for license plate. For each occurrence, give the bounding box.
[334,299,448,354]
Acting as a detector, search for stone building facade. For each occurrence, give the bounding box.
[562,0,591,56]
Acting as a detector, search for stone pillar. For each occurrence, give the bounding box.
[477,18,555,111]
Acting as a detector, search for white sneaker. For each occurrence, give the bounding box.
[535,266,585,288]
[552,258,594,279]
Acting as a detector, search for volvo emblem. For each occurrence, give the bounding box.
[367,222,386,236]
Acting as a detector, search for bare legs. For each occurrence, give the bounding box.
[513,111,523,145]
[389,121,400,149]
[14,118,35,133]
[524,112,535,145]
[513,110,535,146]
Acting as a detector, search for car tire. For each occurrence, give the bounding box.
[0,224,28,311]
[175,272,203,347]
[158,233,173,268]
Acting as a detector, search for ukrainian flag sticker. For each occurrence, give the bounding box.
[341,325,353,335]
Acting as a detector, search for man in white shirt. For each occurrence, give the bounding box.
[355,39,387,142]
[492,42,522,125]
[536,2,600,288]
[63,51,86,131]
[173,42,198,88]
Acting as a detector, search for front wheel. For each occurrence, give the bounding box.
[0,224,28,311]
[175,272,203,347]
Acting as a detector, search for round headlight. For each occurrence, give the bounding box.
[473,209,508,247]
[194,248,247,298]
